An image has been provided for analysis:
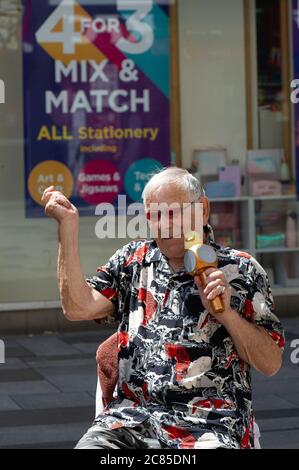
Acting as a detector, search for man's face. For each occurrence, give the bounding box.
[146,184,210,260]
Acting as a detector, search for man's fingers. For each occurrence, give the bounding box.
[44,194,73,222]
[204,269,225,285]
[42,186,72,208]
[207,284,227,301]
[42,188,72,209]
[41,186,56,205]
[204,278,225,296]
[53,195,72,208]
[42,186,79,223]
[204,267,218,276]
[194,275,202,289]
[45,196,70,212]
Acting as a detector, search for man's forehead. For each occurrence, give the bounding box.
[147,184,192,204]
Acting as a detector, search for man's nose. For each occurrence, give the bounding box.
[159,213,182,237]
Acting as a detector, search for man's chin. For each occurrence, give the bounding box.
[161,236,181,242]
[157,236,185,254]
[160,232,184,240]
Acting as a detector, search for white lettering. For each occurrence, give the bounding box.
[46,90,68,113]
[0,339,4,364]
[0,79,5,104]
[89,60,109,83]
[291,79,299,104]
[290,339,299,364]
[80,17,121,34]
[109,90,128,113]
[46,89,150,114]
[90,90,108,113]
[70,90,92,113]
[131,89,150,112]
[54,60,109,83]
[55,61,77,83]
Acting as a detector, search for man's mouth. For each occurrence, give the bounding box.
[161,235,182,240]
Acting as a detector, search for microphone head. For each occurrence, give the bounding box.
[197,244,217,264]
[184,244,218,275]
[184,250,197,273]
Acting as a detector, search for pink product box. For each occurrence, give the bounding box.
[219,165,241,197]
[250,180,282,196]
[210,212,238,229]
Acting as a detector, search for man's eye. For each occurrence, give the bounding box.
[146,211,162,221]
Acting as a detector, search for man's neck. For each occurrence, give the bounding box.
[168,257,185,273]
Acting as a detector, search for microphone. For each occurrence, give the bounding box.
[184,231,225,314]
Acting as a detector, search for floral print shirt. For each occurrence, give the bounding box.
[86,226,285,449]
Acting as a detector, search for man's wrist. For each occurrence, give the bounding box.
[60,215,79,230]
[217,307,238,327]
[58,216,79,243]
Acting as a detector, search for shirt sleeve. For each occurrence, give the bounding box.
[242,257,285,351]
[86,245,126,319]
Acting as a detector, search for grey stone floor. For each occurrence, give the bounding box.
[0,318,299,449]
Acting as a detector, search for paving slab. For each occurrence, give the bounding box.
[0,368,43,383]
[11,392,95,410]
[0,322,299,448]
[70,342,100,354]
[25,357,96,369]
[0,380,60,395]
[252,394,296,411]
[260,430,299,449]
[44,373,97,393]
[0,396,21,411]
[16,336,81,357]
[0,423,90,448]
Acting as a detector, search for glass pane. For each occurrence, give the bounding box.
[256,0,284,148]
[210,200,250,251]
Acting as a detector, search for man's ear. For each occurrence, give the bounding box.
[200,197,210,226]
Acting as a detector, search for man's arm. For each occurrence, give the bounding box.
[43,186,115,321]
[195,267,283,377]
[217,308,282,377]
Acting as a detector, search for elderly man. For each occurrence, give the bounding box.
[43,167,284,449]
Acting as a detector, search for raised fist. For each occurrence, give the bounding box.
[42,186,78,224]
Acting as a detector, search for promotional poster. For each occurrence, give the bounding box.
[23,0,171,216]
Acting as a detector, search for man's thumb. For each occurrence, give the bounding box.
[194,275,203,292]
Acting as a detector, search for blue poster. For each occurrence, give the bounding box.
[22,0,171,217]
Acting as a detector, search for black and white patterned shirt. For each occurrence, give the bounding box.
[87,226,285,449]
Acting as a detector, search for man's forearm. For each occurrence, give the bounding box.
[221,309,282,376]
[42,187,114,321]
[58,221,107,321]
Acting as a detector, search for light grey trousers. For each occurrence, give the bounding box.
[75,422,162,449]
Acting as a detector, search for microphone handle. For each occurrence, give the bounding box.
[199,271,225,315]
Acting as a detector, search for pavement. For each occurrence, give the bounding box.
[1,317,299,449]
